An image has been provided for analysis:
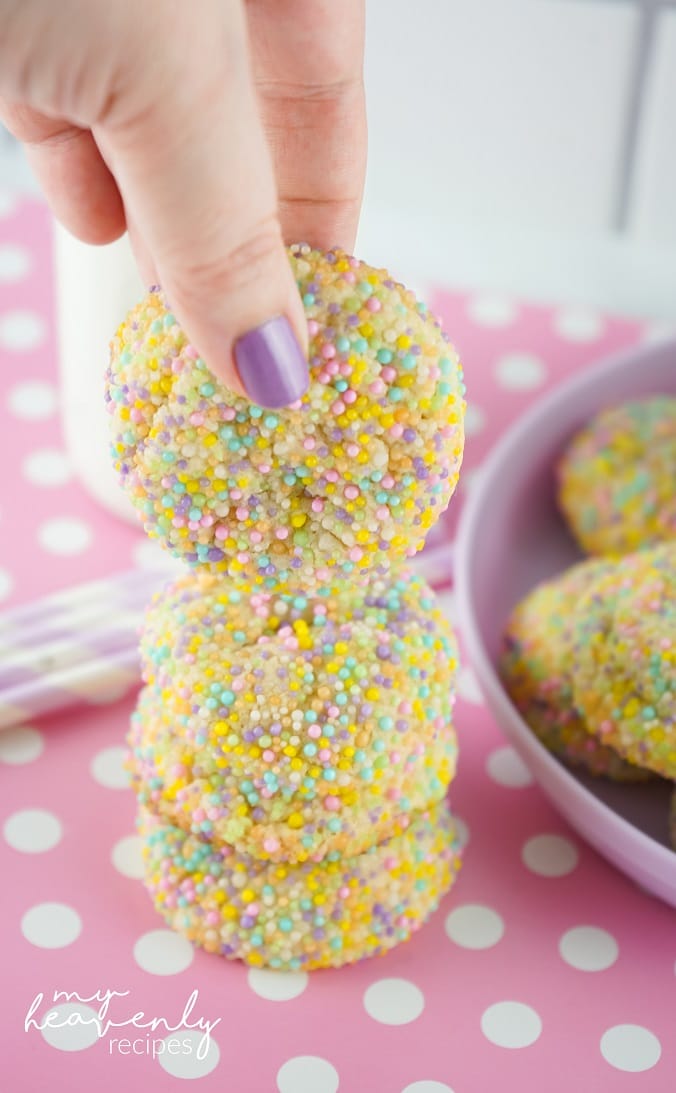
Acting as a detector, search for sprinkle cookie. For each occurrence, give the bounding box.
[106,245,465,588]
[501,558,647,779]
[557,395,676,556]
[572,544,676,778]
[131,568,458,862]
[138,799,462,970]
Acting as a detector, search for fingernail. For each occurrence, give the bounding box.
[234,316,309,408]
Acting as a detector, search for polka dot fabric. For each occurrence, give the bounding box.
[1,198,673,1091]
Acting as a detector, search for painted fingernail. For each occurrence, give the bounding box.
[234,316,309,408]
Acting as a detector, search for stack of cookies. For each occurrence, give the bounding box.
[106,246,467,968]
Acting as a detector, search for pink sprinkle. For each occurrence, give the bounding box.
[303,437,316,450]
[206,911,220,926]
[384,857,396,870]
[230,489,243,500]
[349,547,363,563]
[263,838,279,854]
[223,407,236,421]
[399,700,412,714]
[189,412,204,426]
[381,366,396,383]
[389,423,404,438]
[275,527,289,540]
[259,463,271,474]
[187,521,200,531]
[369,379,386,396]
[250,531,263,544]
[262,749,275,762]
[232,678,244,692]
[318,370,332,384]
[171,517,184,528]
[339,361,352,377]
[366,296,381,312]
[236,506,249,520]
[237,552,250,563]
[185,345,199,359]
[324,796,341,812]
[343,390,357,405]
[376,506,389,520]
[193,809,205,822]
[344,270,356,283]
[345,485,359,500]
[326,469,339,483]
[346,444,359,457]
[308,725,321,739]
[215,525,228,540]
[327,705,340,718]
[200,515,213,527]
[130,408,143,423]
[328,361,340,376]
[307,319,320,337]
[338,886,350,899]
[311,498,325,513]
[599,719,614,735]
[322,343,336,359]
[246,903,259,916]
[318,748,331,761]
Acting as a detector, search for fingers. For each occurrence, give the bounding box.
[95,0,308,407]
[248,0,367,251]
[0,101,126,245]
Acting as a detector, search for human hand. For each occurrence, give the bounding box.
[0,0,366,407]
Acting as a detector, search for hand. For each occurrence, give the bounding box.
[0,0,366,408]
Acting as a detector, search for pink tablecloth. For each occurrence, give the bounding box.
[1,197,673,1093]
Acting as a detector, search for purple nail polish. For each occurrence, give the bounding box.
[234,316,309,409]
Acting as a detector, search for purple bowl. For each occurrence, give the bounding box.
[456,336,676,908]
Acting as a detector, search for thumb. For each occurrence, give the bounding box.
[97,0,309,409]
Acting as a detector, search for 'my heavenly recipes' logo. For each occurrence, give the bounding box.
[25,988,221,1060]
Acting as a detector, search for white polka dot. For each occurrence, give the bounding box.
[21,902,81,948]
[0,190,16,218]
[522,834,579,877]
[600,1025,661,1072]
[247,968,308,1001]
[402,1084,455,1093]
[0,309,46,351]
[0,724,43,764]
[452,815,470,848]
[363,978,424,1025]
[0,243,31,283]
[38,517,93,556]
[22,449,72,488]
[554,308,603,343]
[0,567,13,603]
[481,1001,542,1049]
[39,1003,101,1052]
[133,929,194,975]
[445,904,504,950]
[495,352,546,390]
[111,834,144,879]
[457,666,484,705]
[467,294,517,327]
[559,926,618,972]
[4,808,62,853]
[277,1056,339,1093]
[486,746,534,788]
[7,380,57,421]
[132,537,184,574]
[464,403,486,437]
[157,1028,220,1079]
[90,746,129,789]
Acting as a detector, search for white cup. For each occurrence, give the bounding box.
[54,225,143,524]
